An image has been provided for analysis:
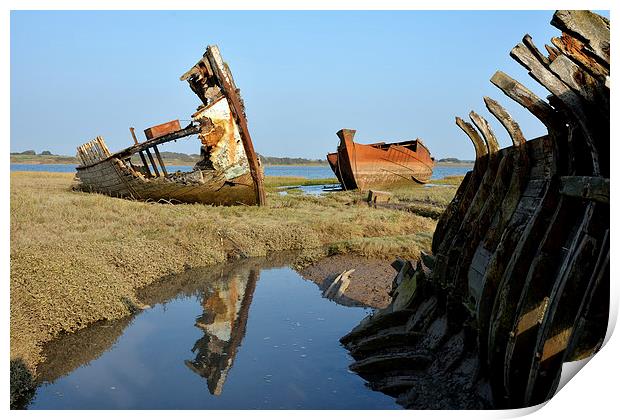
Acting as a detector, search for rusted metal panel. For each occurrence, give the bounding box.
[144,120,182,140]
[327,129,435,191]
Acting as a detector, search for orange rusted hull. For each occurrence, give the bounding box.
[327,129,434,191]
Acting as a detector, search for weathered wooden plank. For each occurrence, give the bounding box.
[550,10,609,66]
[544,44,560,61]
[548,54,608,110]
[153,146,168,177]
[341,310,416,347]
[523,34,550,67]
[456,117,488,158]
[443,149,505,297]
[560,176,609,203]
[349,351,433,375]
[144,149,160,177]
[78,125,200,169]
[432,170,472,253]
[137,152,152,177]
[510,42,600,176]
[205,45,266,206]
[524,219,600,405]
[476,136,555,373]
[469,111,500,154]
[550,34,609,82]
[454,151,514,299]
[483,97,526,146]
[490,71,557,130]
[562,229,608,363]
[433,118,490,273]
[502,192,590,407]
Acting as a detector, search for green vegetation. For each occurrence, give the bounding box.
[435,158,475,165]
[258,155,327,166]
[10,154,79,164]
[11,150,37,155]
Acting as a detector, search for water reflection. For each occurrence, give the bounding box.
[185,269,258,395]
[29,254,400,409]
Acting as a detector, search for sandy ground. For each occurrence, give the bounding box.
[299,255,398,309]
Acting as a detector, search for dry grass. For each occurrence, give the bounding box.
[10,171,446,376]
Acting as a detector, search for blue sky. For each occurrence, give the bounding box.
[10,10,608,159]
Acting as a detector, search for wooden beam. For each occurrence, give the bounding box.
[490,71,557,130]
[560,176,609,204]
[138,152,152,177]
[129,127,140,145]
[551,34,608,82]
[510,41,601,176]
[145,148,160,177]
[469,110,500,154]
[153,145,168,177]
[551,10,609,66]
[523,34,550,67]
[205,46,266,206]
[455,117,488,159]
[483,96,526,146]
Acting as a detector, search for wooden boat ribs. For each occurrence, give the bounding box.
[74,45,265,206]
[340,10,609,409]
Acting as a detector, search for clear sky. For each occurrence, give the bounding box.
[10,10,608,160]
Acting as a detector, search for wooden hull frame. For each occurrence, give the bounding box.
[340,10,609,409]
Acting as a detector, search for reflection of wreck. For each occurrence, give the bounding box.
[74,45,266,206]
[342,10,609,409]
[327,129,434,190]
[185,268,258,395]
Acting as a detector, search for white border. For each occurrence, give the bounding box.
[3,1,616,419]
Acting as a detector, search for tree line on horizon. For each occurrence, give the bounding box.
[10,149,473,164]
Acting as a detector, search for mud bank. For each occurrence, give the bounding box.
[298,255,397,309]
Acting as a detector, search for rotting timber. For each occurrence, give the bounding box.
[341,10,609,409]
[327,129,435,191]
[74,45,266,206]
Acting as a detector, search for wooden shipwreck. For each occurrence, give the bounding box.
[327,129,434,190]
[341,10,609,409]
[74,45,266,206]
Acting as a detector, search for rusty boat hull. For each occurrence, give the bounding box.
[74,45,265,206]
[327,129,434,191]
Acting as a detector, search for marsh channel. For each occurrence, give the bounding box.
[26,255,401,409]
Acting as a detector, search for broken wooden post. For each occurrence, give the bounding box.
[153,146,168,177]
[323,269,355,300]
[145,149,160,177]
[367,190,392,204]
[130,127,153,177]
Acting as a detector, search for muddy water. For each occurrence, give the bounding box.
[28,257,400,409]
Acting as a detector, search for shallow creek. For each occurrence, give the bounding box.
[28,256,401,409]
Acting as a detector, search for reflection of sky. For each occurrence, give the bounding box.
[29,268,398,409]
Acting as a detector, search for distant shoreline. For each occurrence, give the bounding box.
[10,156,474,168]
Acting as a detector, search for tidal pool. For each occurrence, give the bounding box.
[28,257,400,409]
